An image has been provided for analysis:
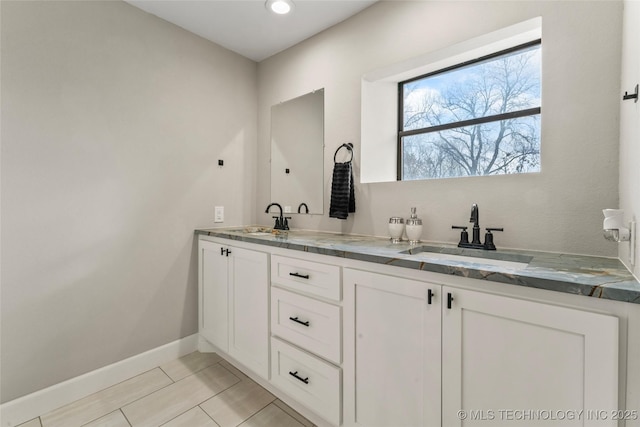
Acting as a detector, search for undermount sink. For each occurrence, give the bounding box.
[242,226,273,236]
[401,246,532,270]
[241,227,287,236]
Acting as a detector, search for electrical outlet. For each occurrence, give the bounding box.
[214,206,224,223]
[284,206,292,213]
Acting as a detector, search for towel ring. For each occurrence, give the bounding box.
[334,143,354,163]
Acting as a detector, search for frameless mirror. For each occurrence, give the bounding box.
[270,89,324,214]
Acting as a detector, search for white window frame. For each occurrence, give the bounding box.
[360,17,542,183]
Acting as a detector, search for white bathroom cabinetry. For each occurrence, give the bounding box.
[198,234,627,427]
[198,238,269,380]
[441,285,619,426]
[270,254,343,426]
[342,269,441,427]
[198,239,229,352]
[343,268,619,427]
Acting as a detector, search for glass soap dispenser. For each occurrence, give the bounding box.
[406,207,423,244]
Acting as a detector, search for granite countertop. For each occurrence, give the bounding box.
[195,227,640,305]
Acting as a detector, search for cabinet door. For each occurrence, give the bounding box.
[343,269,441,427]
[229,246,270,379]
[199,240,228,352]
[442,287,619,427]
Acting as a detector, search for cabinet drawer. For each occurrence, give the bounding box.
[271,287,342,364]
[271,337,341,426]
[271,254,341,301]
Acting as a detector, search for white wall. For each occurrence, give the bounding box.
[1,1,257,402]
[619,0,640,276]
[257,1,623,257]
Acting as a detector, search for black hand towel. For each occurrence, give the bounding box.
[329,161,355,220]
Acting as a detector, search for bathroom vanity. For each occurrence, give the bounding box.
[196,228,640,427]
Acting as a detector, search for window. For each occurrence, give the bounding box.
[398,40,541,181]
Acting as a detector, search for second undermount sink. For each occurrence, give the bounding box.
[401,246,532,270]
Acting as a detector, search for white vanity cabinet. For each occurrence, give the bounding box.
[199,239,229,352]
[343,268,620,427]
[198,238,269,380]
[197,231,629,427]
[442,286,619,427]
[270,254,343,426]
[342,269,441,427]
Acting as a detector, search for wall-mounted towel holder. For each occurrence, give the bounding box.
[334,142,354,163]
[622,84,638,103]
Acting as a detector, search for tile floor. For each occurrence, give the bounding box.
[18,352,315,427]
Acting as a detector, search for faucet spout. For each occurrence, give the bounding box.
[469,203,481,245]
[265,203,285,230]
[265,203,283,216]
[470,203,479,227]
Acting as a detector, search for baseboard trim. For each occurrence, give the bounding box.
[0,334,199,427]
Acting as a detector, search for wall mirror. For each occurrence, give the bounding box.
[271,89,324,214]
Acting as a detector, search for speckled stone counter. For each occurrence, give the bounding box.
[195,227,640,305]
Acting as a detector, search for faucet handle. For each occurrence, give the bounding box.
[452,225,469,246]
[272,216,281,230]
[484,228,503,250]
[283,217,291,230]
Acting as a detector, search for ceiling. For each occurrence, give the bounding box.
[125,0,378,62]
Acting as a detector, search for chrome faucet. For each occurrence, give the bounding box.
[265,203,290,230]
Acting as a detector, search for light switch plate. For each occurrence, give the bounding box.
[214,206,224,223]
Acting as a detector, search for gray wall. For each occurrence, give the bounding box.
[1,1,257,402]
[257,1,623,257]
[619,0,640,276]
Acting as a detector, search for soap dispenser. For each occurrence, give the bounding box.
[406,207,423,244]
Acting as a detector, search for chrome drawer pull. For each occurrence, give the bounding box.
[289,316,310,327]
[289,272,310,279]
[289,370,309,384]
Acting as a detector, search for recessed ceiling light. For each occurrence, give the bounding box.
[265,0,294,15]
